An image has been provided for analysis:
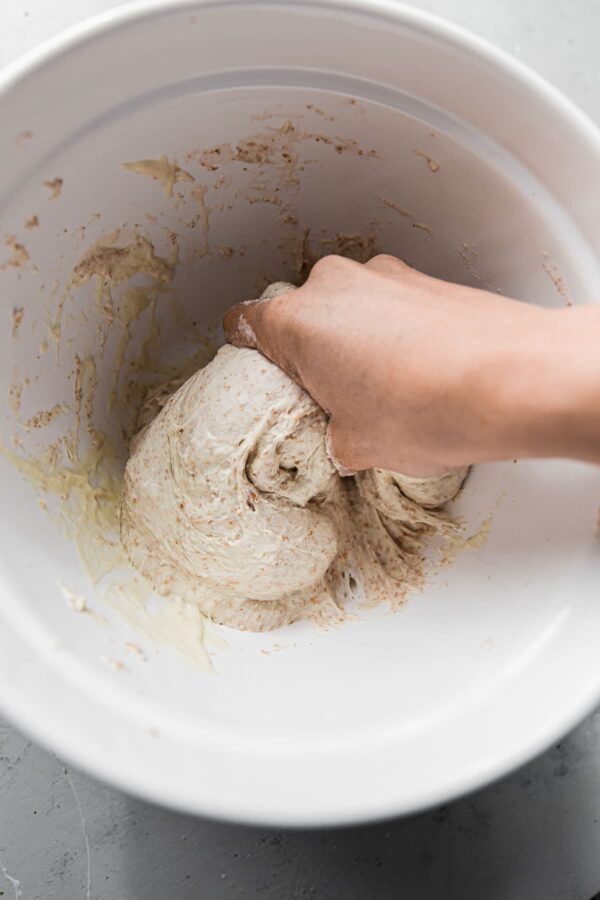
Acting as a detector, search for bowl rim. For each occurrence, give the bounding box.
[1,0,598,152]
[0,0,599,827]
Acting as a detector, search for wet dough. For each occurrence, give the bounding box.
[122,284,467,631]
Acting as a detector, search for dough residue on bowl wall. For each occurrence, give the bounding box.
[1,108,491,663]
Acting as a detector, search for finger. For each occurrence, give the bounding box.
[327,417,458,480]
[223,289,304,389]
[364,254,413,275]
[325,419,366,476]
[223,300,262,350]
[224,283,297,351]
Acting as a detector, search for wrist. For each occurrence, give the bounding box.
[482,306,600,464]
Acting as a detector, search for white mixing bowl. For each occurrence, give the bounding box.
[0,0,599,827]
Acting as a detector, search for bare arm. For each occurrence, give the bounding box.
[224,254,600,477]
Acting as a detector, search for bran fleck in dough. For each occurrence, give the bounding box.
[121,283,468,631]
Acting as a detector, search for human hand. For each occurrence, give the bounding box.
[224,255,600,475]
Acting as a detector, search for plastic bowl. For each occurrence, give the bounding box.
[0,0,599,826]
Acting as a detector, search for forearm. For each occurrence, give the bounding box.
[471,306,600,467]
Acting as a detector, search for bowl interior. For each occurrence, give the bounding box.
[1,2,599,825]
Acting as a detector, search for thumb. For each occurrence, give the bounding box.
[223,299,262,350]
[223,282,296,351]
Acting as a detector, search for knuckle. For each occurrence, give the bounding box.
[309,254,357,280]
[369,253,408,271]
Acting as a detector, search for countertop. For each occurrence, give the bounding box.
[1,1,599,898]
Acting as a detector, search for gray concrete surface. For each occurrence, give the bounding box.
[3,714,600,899]
[1,1,599,898]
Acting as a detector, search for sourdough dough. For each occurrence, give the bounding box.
[122,283,467,631]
